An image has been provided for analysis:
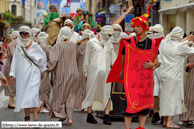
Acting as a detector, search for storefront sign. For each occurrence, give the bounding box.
[95,14,104,22]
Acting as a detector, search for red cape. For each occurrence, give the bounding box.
[107,37,159,113]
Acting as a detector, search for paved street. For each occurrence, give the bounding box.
[0,87,191,129]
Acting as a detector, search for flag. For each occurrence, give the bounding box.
[13,0,16,4]
[67,0,71,4]
[22,0,25,6]
[71,0,80,2]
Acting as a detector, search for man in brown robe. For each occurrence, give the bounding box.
[37,32,52,113]
[47,26,79,125]
[4,31,18,109]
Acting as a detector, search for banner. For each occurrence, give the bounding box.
[61,7,70,16]
[37,0,48,16]
[123,41,156,113]
[50,0,60,10]
[107,37,159,113]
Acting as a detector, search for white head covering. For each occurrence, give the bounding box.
[56,26,72,43]
[31,28,41,42]
[64,19,74,27]
[111,24,122,43]
[129,32,136,37]
[37,32,49,45]
[147,26,154,38]
[11,31,19,45]
[18,26,32,48]
[40,20,44,23]
[121,32,129,38]
[166,26,184,42]
[151,24,164,39]
[81,29,95,40]
[100,25,114,45]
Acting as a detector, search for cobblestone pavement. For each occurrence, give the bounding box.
[0,88,192,129]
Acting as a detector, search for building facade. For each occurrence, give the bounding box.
[159,0,194,35]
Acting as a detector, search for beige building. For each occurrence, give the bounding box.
[159,0,194,35]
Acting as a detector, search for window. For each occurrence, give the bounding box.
[11,5,17,15]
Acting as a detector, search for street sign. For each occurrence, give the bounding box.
[110,5,120,13]
[125,14,134,23]
[95,14,104,22]
[106,14,110,24]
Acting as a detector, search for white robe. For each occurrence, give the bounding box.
[153,38,166,97]
[160,40,194,116]
[70,31,80,43]
[81,38,117,110]
[9,42,47,112]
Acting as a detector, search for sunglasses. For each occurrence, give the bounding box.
[50,7,56,9]
[20,32,29,35]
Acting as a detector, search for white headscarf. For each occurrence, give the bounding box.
[11,31,19,45]
[81,29,95,41]
[111,24,122,43]
[17,26,32,48]
[166,26,184,42]
[56,26,72,43]
[121,32,129,38]
[64,19,74,27]
[100,25,114,45]
[31,28,41,42]
[129,32,136,37]
[147,26,154,38]
[37,32,49,45]
[151,24,164,39]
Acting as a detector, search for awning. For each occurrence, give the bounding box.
[158,3,194,13]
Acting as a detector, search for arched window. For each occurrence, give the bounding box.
[11,5,17,15]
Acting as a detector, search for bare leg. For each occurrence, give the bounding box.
[87,107,92,113]
[24,108,31,121]
[163,116,168,126]
[139,114,147,127]
[153,96,159,112]
[105,99,111,115]
[9,97,15,106]
[39,98,44,112]
[166,116,179,128]
[32,107,38,120]
[124,116,132,129]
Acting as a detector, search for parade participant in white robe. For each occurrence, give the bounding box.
[150,24,165,124]
[74,29,95,109]
[160,26,194,128]
[64,19,80,43]
[82,25,117,125]
[37,32,51,113]
[9,26,47,121]
[31,28,41,42]
[110,24,125,92]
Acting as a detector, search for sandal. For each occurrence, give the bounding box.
[24,116,30,121]
[8,104,15,109]
[166,124,180,128]
[58,118,66,122]
[185,121,193,128]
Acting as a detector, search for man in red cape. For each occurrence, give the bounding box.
[107,1,159,129]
